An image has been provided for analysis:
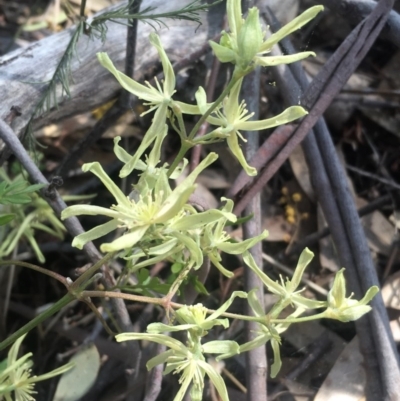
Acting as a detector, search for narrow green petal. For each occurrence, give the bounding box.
[239,334,269,353]
[97,52,160,102]
[119,104,168,178]
[71,219,120,249]
[61,205,121,220]
[236,106,307,131]
[358,286,379,305]
[154,185,195,223]
[169,158,189,180]
[116,333,187,353]
[147,323,195,333]
[173,101,201,115]
[197,361,229,401]
[173,363,196,401]
[270,339,282,378]
[147,125,168,169]
[149,33,175,96]
[113,136,132,163]
[146,349,175,370]
[208,252,234,278]
[100,225,149,252]
[194,87,221,124]
[202,340,239,356]
[8,335,26,364]
[226,0,242,36]
[130,246,181,270]
[328,268,346,308]
[29,362,74,383]
[207,291,247,321]
[173,232,203,269]
[170,209,235,231]
[156,153,218,222]
[82,162,130,207]
[259,6,324,52]
[220,197,234,213]
[255,52,315,67]
[291,294,327,310]
[247,288,265,317]
[114,136,146,171]
[218,230,268,254]
[338,305,372,322]
[226,132,257,176]
[144,238,179,256]
[290,247,314,291]
[195,86,209,115]
[25,230,45,263]
[3,354,33,380]
[244,251,283,295]
[225,78,243,121]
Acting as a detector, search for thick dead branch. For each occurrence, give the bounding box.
[0,0,217,139]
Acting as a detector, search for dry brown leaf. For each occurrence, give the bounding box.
[314,336,366,401]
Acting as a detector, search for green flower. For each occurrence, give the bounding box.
[116,299,247,401]
[117,332,233,401]
[0,192,66,263]
[324,269,379,322]
[238,290,305,378]
[61,152,218,253]
[0,335,72,401]
[244,248,326,313]
[209,0,323,73]
[147,291,248,337]
[196,79,307,175]
[97,33,200,178]
[200,198,268,276]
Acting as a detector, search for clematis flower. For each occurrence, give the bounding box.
[147,291,248,336]
[97,33,200,178]
[196,79,307,175]
[201,198,268,276]
[244,248,327,313]
[61,153,218,253]
[209,0,324,73]
[0,334,72,401]
[117,332,233,401]
[237,289,306,378]
[324,268,379,322]
[116,299,246,401]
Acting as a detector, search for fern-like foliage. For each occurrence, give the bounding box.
[89,0,223,39]
[24,21,85,148]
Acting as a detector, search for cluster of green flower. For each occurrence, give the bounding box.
[0,335,72,401]
[57,1,378,401]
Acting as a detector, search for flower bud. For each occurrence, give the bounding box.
[237,8,263,70]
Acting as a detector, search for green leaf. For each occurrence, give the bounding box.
[53,344,100,401]
[197,360,229,401]
[171,262,184,274]
[0,214,15,226]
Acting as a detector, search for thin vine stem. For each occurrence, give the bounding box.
[187,73,241,141]
[0,260,69,288]
[80,0,87,17]
[71,252,116,290]
[0,293,75,351]
[167,73,242,176]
